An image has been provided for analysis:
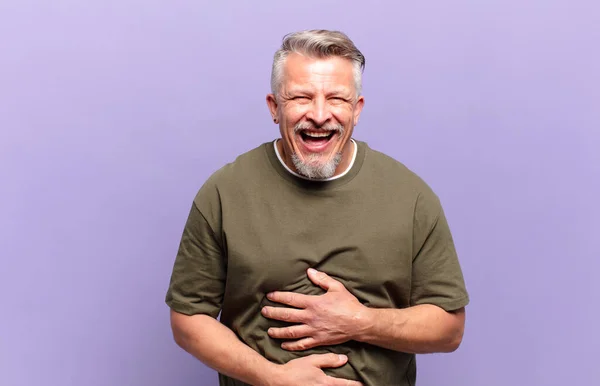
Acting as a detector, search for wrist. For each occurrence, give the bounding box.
[352,305,376,342]
[254,362,283,386]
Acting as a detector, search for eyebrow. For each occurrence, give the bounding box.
[286,86,351,96]
[286,86,314,95]
[326,88,352,97]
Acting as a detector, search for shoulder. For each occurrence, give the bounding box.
[358,142,447,241]
[197,142,269,191]
[192,142,271,215]
[358,141,440,206]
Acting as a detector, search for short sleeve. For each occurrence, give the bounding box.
[410,193,469,312]
[165,201,226,318]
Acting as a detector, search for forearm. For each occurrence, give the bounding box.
[354,304,465,354]
[170,310,279,386]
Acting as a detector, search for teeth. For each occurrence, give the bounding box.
[303,131,332,138]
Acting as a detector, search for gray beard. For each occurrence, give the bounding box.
[290,121,346,179]
[291,152,343,179]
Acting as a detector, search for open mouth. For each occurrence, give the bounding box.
[299,130,336,145]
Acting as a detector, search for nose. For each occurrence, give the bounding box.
[305,96,332,127]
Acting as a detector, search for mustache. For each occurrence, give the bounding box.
[294,122,344,134]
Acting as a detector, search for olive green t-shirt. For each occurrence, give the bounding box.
[165,139,469,386]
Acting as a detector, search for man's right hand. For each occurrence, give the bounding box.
[266,353,363,386]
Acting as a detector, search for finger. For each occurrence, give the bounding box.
[266,291,312,308]
[261,306,306,323]
[268,325,312,340]
[306,353,348,368]
[327,376,363,386]
[307,268,344,291]
[281,337,318,351]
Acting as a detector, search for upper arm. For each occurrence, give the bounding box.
[410,192,470,312]
[165,199,226,318]
[449,306,466,330]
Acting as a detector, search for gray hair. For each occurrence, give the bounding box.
[270,30,366,98]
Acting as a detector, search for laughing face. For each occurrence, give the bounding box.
[267,53,364,179]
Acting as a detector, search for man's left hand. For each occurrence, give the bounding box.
[261,268,368,351]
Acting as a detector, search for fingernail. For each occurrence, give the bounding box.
[338,354,347,361]
[307,268,316,274]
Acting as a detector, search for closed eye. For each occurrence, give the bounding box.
[329,97,348,104]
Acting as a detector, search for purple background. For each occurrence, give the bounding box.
[1,1,598,385]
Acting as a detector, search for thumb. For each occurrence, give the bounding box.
[309,353,348,369]
[307,268,343,291]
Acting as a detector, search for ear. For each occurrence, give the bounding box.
[353,95,365,126]
[266,94,279,124]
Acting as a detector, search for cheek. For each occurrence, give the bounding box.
[332,109,354,127]
[283,108,306,127]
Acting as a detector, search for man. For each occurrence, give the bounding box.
[166,29,469,386]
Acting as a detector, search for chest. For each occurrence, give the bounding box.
[221,188,416,308]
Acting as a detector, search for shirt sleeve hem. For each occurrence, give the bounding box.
[415,295,470,312]
[165,298,221,318]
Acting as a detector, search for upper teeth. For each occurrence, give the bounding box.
[304,131,331,138]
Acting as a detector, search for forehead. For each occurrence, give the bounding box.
[282,52,355,91]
